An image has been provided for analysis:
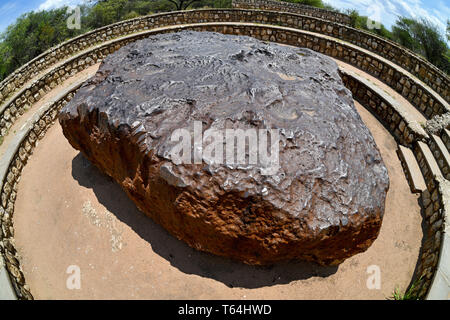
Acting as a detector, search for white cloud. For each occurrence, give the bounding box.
[38,0,85,11]
[328,0,449,37]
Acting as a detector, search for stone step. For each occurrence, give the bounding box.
[414,141,444,188]
[397,145,427,193]
[429,134,450,180]
[339,67,428,146]
[441,129,450,153]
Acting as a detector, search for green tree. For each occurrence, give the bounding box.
[392,18,421,51]
[0,7,88,81]
[85,0,182,27]
[86,0,128,28]
[166,0,202,10]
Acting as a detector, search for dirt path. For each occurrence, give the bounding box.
[12,99,423,299]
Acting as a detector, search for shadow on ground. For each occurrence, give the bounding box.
[71,152,338,289]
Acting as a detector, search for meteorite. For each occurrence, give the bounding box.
[59,31,389,265]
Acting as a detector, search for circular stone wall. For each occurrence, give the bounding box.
[2,8,448,300]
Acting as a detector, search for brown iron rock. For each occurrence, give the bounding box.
[59,31,389,265]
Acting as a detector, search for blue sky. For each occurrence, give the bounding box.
[0,0,86,33]
[327,0,449,36]
[0,0,448,37]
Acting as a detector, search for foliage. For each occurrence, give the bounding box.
[190,0,232,9]
[0,0,449,82]
[392,17,449,73]
[344,8,449,73]
[284,0,326,8]
[0,6,90,80]
[392,287,418,300]
[167,0,202,10]
[392,18,421,51]
[391,277,422,300]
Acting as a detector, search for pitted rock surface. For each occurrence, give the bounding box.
[59,31,389,265]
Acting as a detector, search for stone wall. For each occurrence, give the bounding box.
[429,137,450,180]
[412,176,447,298]
[0,10,448,113]
[410,141,450,299]
[340,70,428,147]
[232,0,351,25]
[0,37,131,136]
[442,130,450,151]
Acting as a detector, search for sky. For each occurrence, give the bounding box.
[0,0,448,37]
[0,0,86,33]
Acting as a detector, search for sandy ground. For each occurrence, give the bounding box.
[12,98,424,300]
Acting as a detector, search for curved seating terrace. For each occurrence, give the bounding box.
[0,1,448,300]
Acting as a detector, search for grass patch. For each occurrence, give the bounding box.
[391,277,422,300]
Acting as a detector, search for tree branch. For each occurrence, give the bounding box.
[183,0,200,10]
